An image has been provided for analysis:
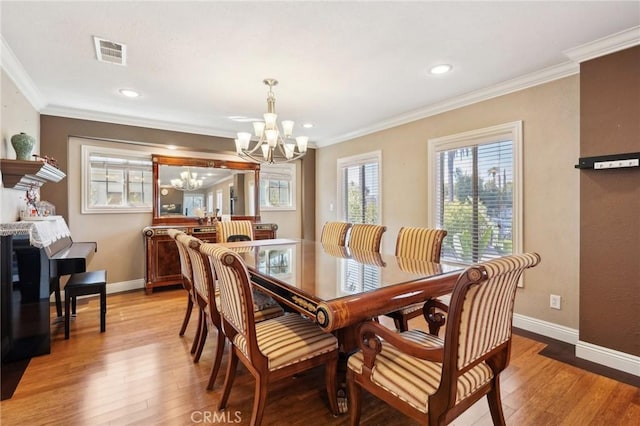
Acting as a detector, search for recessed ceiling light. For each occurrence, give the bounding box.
[303,123,314,129]
[429,64,452,75]
[119,89,139,98]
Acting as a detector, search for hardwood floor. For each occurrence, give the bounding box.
[1,288,638,425]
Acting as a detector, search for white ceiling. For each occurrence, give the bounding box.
[1,1,639,148]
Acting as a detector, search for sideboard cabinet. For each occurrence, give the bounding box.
[142,223,277,294]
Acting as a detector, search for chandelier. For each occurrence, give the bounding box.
[234,78,308,164]
[170,169,203,191]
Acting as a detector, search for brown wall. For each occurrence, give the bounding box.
[39,115,237,221]
[579,46,640,356]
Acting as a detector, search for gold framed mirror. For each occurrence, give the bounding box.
[151,154,261,225]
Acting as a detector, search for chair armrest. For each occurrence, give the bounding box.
[422,298,449,335]
[356,320,443,370]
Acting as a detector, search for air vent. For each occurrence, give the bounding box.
[93,36,127,65]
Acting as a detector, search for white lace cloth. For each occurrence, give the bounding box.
[0,216,71,248]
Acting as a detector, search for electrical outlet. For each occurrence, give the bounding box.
[550,294,561,310]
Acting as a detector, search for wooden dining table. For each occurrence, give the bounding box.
[220,238,464,352]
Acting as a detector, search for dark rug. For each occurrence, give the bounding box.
[514,328,640,388]
[1,358,31,400]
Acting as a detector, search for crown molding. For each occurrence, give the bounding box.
[318,61,578,147]
[563,25,640,63]
[41,104,238,139]
[0,35,46,110]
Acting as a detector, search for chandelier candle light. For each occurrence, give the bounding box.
[235,79,308,164]
[171,169,203,191]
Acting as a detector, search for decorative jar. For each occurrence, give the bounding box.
[10,132,35,161]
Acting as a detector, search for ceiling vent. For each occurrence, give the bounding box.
[93,36,126,65]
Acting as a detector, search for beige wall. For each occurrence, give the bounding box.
[0,69,41,223]
[317,76,581,329]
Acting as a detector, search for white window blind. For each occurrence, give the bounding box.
[82,145,153,213]
[429,122,522,265]
[338,151,381,224]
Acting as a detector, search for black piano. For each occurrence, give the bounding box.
[1,234,96,362]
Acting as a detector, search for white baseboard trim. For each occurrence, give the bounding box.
[576,340,640,377]
[104,279,145,294]
[513,313,639,377]
[513,313,579,344]
[52,279,145,302]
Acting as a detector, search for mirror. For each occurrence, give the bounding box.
[152,154,261,225]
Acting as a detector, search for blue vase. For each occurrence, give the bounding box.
[11,132,35,161]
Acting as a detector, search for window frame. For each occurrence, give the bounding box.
[81,144,153,214]
[259,163,297,211]
[427,121,523,265]
[337,150,382,225]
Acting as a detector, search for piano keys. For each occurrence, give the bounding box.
[1,229,96,362]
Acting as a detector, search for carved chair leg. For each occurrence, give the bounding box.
[487,377,506,426]
[179,296,193,336]
[193,319,207,363]
[347,370,362,426]
[206,328,226,390]
[325,355,339,415]
[250,375,269,426]
[218,349,239,410]
[191,309,203,354]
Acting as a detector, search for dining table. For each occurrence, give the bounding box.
[219,238,464,352]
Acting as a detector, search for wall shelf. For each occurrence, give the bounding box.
[0,159,66,190]
[575,152,640,170]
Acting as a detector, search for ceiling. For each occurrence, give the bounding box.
[1,1,638,148]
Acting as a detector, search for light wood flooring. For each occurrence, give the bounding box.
[1,288,638,425]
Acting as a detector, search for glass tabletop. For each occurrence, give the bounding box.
[230,239,461,303]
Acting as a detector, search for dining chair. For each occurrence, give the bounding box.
[347,223,387,252]
[200,243,340,425]
[177,233,225,390]
[347,252,541,426]
[180,234,284,390]
[167,228,199,352]
[385,226,448,332]
[320,221,352,246]
[216,220,254,243]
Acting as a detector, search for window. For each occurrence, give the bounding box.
[82,145,153,213]
[428,122,522,265]
[259,163,296,210]
[338,151,381,224]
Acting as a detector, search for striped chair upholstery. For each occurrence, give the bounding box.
[395,226,447,261]
[167,229,196,342]
[348,248,386,266]
[200,243,340,425]
[386,226,448,332]
[320,221,352,246]
[347,223,387,252]
[348,253,541,425]
[178,233,225,390]
[216,220,254,243]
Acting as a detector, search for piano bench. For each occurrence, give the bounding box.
[64,270,107,340]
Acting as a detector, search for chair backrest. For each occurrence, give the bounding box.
[395,227,447,262]
[433,252,541,410]
[320,221,352,246]
[167,228,192,291]
[348,248,386,266]
[216,220,254,243]
[347,224,387,252]
[200,243,262,363]
[177,234,216,312]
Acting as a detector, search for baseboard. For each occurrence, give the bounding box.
[513,313,639,377]
[513,313,579,344]
[52,279,145,302]
[104,279,145,294]
[576,340,640,377]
